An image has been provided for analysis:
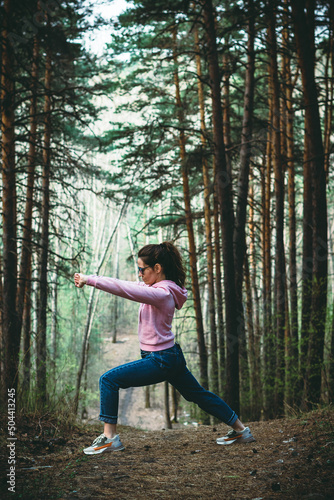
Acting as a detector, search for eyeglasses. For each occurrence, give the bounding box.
[138,266,150,274]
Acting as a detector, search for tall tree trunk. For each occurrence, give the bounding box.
[291,0,328,406]
[213,183,225,395]
[248,170,262,419]
[194,24,218,394]
[201,0,239,412]
[112,226,120,344]
[323,3,333,182]
[244,253,261,419]
[21,261,32,399]
[267,2,286,416]
[50,230,59,382]
[263,99,274,419]
[300,120,313,393]
[1,0,18,396]
[16,15,39,366]
[222,51,233,182]
[126,218,138,278]
[212,158,225,395]
[233,0,255,416]
[283,0,299,408]
[74,203,127,415]
[172,26,208,389]
[164,381,172,429]
[36,44,52,407]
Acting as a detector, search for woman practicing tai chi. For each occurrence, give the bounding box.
[74,242,255,455]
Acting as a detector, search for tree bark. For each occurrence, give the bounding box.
[164,381,172,429]
[16,16,39,368]
[1,0,18,396]
[263,98,274,418]
[291,0,328,406]
[267,2,286,416]
[201,0,239,412]
[36,44,52,407]
[323,3,333,182]
[50,229,59,382]
[233,0,255,416]
[194,23,218,394]
[112,226,120,343]
[282,0,299,407]
[21,261,32,398]
[172,25,208,389]
[73,203,127,414]
[213,180,225,395]
[222,51,233,183]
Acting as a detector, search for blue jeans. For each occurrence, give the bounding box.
[99,343,238,426]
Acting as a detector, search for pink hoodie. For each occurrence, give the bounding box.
[86,276,188,351]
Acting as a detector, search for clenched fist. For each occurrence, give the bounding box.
[74,273,87,288]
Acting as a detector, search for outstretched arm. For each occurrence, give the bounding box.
[84,275,171,308]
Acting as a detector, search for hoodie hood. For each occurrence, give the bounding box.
[153,280,188,310]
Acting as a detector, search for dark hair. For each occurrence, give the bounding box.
[138,241,186,288]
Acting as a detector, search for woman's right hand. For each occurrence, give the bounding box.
[74,273,87,288]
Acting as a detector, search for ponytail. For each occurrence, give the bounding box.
[138,241,186,288]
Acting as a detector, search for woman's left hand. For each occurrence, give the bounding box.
[74,273,87,288]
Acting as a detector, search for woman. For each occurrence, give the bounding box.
[74,242,255,455]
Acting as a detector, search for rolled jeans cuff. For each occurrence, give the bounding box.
[226,411,238,426]
[99,415,118,424]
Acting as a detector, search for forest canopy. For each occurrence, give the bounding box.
[0,0,333,423]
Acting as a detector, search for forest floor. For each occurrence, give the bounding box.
[1,333,334,499]
[1,406,334,500]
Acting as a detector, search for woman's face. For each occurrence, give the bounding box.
[137,258,164,285]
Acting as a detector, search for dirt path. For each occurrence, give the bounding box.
[86,332,171,431]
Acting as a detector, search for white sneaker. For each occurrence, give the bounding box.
[216,426,255,445]
[83,433,125,455]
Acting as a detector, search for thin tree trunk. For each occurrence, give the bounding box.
[1,0,18,397]
[194,23,218,394]
[244,253,261,419]
[212,164,225,394]
[248,170,262,419]
[283,0,299,408]
[267,2,286,416]
[112,226,120,343]
[16,20,39,365]
[164,381,172,429]
[171,385,179,422]
[233,0,255,416]
[324,3,334,182]
[74,202,127,415]
[222,51,233,183]
[36,44,52,408]
[126,219,138,278]
[172,25,208,389]
[201,0,239,412]
[50,232,59,382]
[21,261,32,399]
[263,98,274,419]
